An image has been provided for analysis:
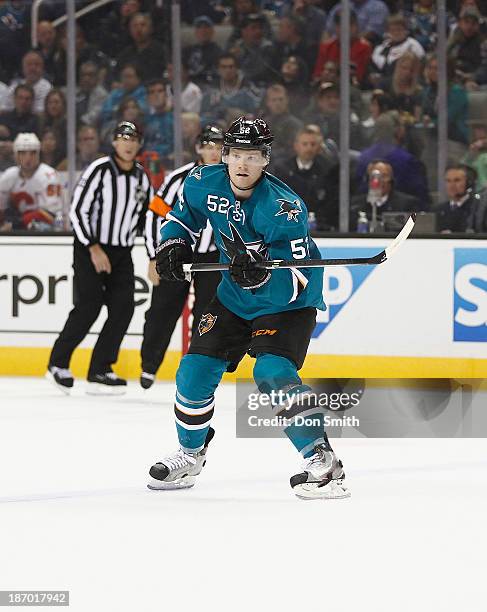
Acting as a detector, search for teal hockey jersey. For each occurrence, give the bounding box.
[160,163,326,320]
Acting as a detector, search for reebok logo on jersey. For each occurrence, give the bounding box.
[275,199,302,222]
[198,313,218,336]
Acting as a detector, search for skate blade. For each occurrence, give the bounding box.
[294,480,351,500]
[85,383,126,396]
[147,476,196,490]
[45,371,72,395]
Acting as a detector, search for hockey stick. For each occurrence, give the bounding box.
[182,213,416,272]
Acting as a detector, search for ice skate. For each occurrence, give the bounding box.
[86,372,127,395]
[290,443,351,500]
[140,372,155,390]
[46,365,74,394]
[147,428,215,490]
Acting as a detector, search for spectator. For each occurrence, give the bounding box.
[315,60,367,119]
[447,7,486,82]
[227,13,278,87]
[462,121,487,189]
[274,15,316,70]
[0,85,40,154]
[183,16,222,87]
[97,0,142,57]
[76,61,108,127]
[40,127,66,169]
[356,111,430,203]
[200,53,261,124]
[304,82,362,149]
[116,13,166,83]
[34,21,58,82]
[326,0,390,45]
[0,80,8,112]
[372,14,425,79]
[165,63,203,114]
[144,79,174,163]
[181,0,226,26]
[181,112,203,163]
[362,89,393,129]
[279,55,311,118]
[314,11,372,87]
[420,54,469,144]
[58,125,104,171]
[0,0,30,81]
[350,159,421,229]
[226,0,273,49]
[274,126,339,230]
[283,0,327,51]
[52,23,109,87]
[101,96,144,152]
[0,127,14,172]
[261,84,302,168]
[100,63,147,126]
[406,0,441,52]
[0,132,63,231]
[41,89,67,142]
[5,51,52,115]
[434,163,485,231]
[381,52,423,117]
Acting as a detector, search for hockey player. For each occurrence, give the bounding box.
[0,132,63,230]
[148,117,350,500]
[140,125,223,389]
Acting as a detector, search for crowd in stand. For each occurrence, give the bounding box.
[1,0,487,233]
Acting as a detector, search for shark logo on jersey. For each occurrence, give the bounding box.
[219,222,267,261]
[275,199,302,222]
[198,313,218,336]
[188,165,203,180]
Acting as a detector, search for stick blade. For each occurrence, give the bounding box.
[384,213,416,261]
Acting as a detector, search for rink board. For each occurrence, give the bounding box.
[0,235,486,379]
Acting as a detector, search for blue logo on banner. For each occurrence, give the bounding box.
[453,249,487,342]
[312,247,381,338]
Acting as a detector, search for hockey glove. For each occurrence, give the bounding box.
[229,251,271,290]
[155,238,193,282]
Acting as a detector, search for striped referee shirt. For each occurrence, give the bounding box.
[147,161,217,255]
[70,155,156,257]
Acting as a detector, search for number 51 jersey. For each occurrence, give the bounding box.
[160,163,326,320]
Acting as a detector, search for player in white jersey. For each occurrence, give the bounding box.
[0,132,63,230]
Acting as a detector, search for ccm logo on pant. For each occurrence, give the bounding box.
[252,329,278,337]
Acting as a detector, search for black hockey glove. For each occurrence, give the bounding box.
[229,251,271,290]
[155,238,193,282]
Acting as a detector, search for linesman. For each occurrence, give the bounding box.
[47,121,155,394]
[140,125,223,389]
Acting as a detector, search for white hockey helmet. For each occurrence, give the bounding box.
[13,132,41,153]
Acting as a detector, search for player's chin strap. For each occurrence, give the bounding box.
[183,214,417,273]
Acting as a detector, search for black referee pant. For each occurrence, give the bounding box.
[49,239,135,376]
[140,251,220,375]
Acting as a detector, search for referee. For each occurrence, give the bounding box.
[140,125,223,389]
[47,121,155,394]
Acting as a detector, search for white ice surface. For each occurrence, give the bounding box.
[0,377,486,612]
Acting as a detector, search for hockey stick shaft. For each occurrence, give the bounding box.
[183,214,416,273]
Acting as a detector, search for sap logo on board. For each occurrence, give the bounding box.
[453,249,487,342]
[312,247,381,338]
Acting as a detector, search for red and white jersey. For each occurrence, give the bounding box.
[0,163,63,221]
